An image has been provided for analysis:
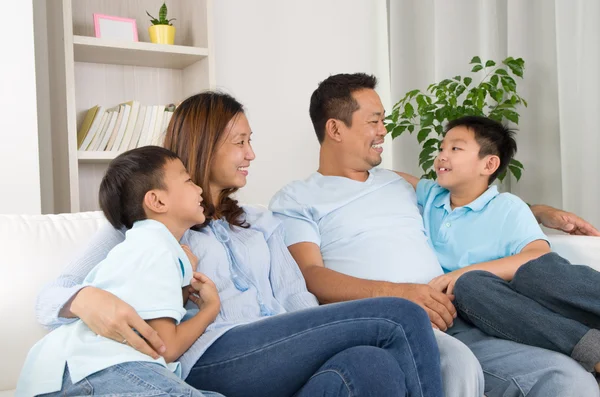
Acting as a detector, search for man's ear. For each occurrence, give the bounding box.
[483,155,501,177]
[324,119,343,143]
[143,189,168,215]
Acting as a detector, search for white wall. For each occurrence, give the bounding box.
[213,0,390,205]
[0,1,41,214]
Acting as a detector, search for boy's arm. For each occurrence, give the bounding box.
[148,272,220,362]
[457,239,550,280]
[393,171,420,190]
[431,240,550,294]
[148,304,219,363]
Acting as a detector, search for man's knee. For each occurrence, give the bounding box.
[529,362,599,397]
[434,329,484,397]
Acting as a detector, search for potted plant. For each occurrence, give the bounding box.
[385,56,526,182]
[147,2,176,45]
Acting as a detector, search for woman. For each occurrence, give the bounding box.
[36,92,443,397]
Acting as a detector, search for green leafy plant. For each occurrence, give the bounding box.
[385,56,526,182]
[146,2,175,26]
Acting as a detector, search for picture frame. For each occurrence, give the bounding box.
[93,14,139,42]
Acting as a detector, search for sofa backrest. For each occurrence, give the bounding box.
[0,211,107,392]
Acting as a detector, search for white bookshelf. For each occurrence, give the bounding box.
[34,0,215,213]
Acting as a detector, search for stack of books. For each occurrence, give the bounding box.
[77,101,176,152]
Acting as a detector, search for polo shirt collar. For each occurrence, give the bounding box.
[433,185,499,213]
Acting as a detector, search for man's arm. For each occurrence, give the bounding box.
[530,205,600,236]
[288,242,457,331]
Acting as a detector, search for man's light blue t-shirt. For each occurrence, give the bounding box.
[17,220,193,397]
[269,168,444,284]
[416,179,549,273]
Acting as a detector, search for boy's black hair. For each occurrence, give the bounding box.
[445,116,517,184]
[309,73,378,144]
[99,146,180,229]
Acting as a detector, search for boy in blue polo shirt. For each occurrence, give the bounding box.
[16,146,223,397]
[400,116,600,374]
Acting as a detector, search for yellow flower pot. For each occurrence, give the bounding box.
[148,25,176,45]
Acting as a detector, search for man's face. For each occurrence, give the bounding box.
[435,126,491,189]
[339,89,387,170]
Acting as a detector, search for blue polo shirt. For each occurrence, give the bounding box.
[416,179,549,273]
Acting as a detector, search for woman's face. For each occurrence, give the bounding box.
[209,112,255,193]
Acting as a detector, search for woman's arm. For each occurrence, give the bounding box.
[268,226,319,311]
[35,223,125,326]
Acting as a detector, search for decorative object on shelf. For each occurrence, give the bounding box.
[93,14,138,42]
[386,56,526,182]
[147,2,176,45]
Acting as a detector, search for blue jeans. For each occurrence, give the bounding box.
[42,362,223,397]
[186,297,444,397]
[449,252,600,396]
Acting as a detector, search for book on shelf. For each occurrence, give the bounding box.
[77,102,177,155]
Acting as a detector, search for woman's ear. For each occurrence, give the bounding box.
[143,189,168,215]
[324,119,343,143]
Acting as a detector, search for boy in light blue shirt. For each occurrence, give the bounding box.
[16,146,223,396]
[400,116,600,374]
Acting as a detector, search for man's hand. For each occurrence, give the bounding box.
[70,287,166,359]
[188,272,220,317]
[429,270,466,295]
[181,245,198,272]
[391,283,457,331]
[531,205,600,236]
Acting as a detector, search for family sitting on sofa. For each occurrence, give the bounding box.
[18,74,600,397]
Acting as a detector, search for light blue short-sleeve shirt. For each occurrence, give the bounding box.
[416,179,549,272]
[269,168,444,284]
[17,220,193,397]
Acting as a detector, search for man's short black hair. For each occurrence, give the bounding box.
[309,73,378,143]
[445,116,517,184]
[99,146,179,229]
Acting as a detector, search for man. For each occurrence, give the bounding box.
[269,73,600,397]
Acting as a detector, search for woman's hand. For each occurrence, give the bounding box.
[181,244,198,272]
[69,287,166,359]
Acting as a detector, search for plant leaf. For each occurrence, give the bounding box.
[423,138,439,148]
[470,56,482,65]
[485,60,496,67]
[509,165,522,180]
[495,68,508,76]
[471,65,484,73]
[408,125,415,133]
[422,159,435,173]
[464,77,473,86]
[391,125,407,139]
[404,103,414,118]
[510,158,524,168]
[159,3,168,22]
[417,128,432,143]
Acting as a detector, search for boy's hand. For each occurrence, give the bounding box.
[429,270,466,295]
[188,272,220,317]
[181,245,198,272]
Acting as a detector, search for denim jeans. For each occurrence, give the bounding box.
[186,297,444,397]
[42,362,223,397]
[448,252,600,396]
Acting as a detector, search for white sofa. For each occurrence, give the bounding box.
[1,211,599,396]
